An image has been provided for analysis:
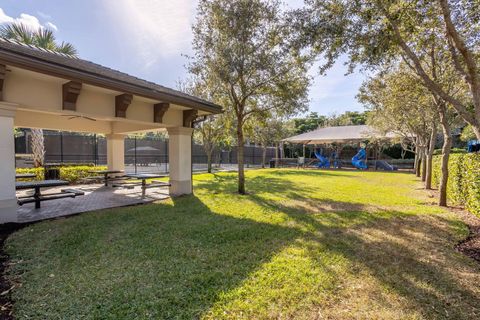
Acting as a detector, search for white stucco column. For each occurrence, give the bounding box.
[106,134,125,171]
[167,127,193,196]
[0,106,17,223]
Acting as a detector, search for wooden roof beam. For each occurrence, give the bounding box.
[183,109,198,128]
[115,93,133,118]
[154,102,169,123]
[62,81,82,111]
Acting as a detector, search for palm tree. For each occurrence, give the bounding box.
[0,22,78,167]
[0,23,77,55]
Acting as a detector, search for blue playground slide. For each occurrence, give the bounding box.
[314,150,330,168]
[375,160,397,171]
[467,140,480,152]
[352,148,368,169]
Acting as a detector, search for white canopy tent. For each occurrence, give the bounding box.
[282,125,397,145]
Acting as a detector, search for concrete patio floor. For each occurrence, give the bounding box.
[16,183,170,223]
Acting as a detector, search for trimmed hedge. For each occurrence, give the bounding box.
[433,148,467,155]
[16,165,107,184]
[432,153,480,217]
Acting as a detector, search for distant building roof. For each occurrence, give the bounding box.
[283,125,397,144]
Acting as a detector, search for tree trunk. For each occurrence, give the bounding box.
[261,145,267,169]
[425,124,437,189]
[274,143,279,168]
[438,107,452,206]
[415,155,421,177]
[31,129,45,168]
[421,151,427,182]
[472,125,480,140]
[414,146,419,175]
[206,151,212,173]
[237,123,246,194]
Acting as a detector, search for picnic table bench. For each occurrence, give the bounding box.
[15,173,37,180]
[16,180,84,209]
[87,170,125,186]
[112,173,170,198]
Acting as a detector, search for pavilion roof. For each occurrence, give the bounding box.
[282,125,397,144]
[0,38,222,114]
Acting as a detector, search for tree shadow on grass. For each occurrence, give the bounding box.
[205,174,480,318]
[296,213,480,319]
[6,195,303,319]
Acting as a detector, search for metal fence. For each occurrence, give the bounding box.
[15,131,277,173]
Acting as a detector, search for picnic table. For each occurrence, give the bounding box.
[113,173,170,198]
[15,173,37,179]
[16,180,84,209]
[87,170,124,186]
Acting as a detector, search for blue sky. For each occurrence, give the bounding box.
[0,0,366,116]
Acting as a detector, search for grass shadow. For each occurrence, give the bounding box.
[5,195,302,319]
[298,214,480,319]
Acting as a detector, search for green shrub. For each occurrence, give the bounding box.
[58,166,107,183]
[432,153,480,217]
[15,165,107,184]
[15,167,44,180]
[433,148,466,155]
[463,154,480,215]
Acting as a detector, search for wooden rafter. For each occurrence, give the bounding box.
[115,93,133,118]
[154,103,169,123]
[183,109,198,128]
[62,81,82,111]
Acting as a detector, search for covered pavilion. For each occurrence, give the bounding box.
[0,38,222,223]
[282,125,399,166]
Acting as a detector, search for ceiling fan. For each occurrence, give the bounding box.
[61,114,96,121]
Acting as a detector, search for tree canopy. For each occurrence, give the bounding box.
[289,0,480,138]
[189,0,310,193]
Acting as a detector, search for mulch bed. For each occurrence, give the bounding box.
[0,223,26,320]
[454,209,480,263]
[426,188,480,264]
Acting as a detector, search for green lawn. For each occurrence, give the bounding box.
[5,169,480,319]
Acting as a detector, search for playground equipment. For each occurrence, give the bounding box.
[331,151,341,168]
[467,140,480,153]
[352,148,368,169]
[375,160,397,171]
[314,149,330,168]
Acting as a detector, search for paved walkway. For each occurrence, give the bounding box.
[16,184,170,223]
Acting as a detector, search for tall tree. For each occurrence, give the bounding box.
[359,67,438,183]
[290,0,480,139]
[0,22,77,167]
[249,113,293,168]
[189,0,310,194]
[194,115,227,173]
[293,112,327,134]
[327,111,368,126]
[360,60,462,204]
